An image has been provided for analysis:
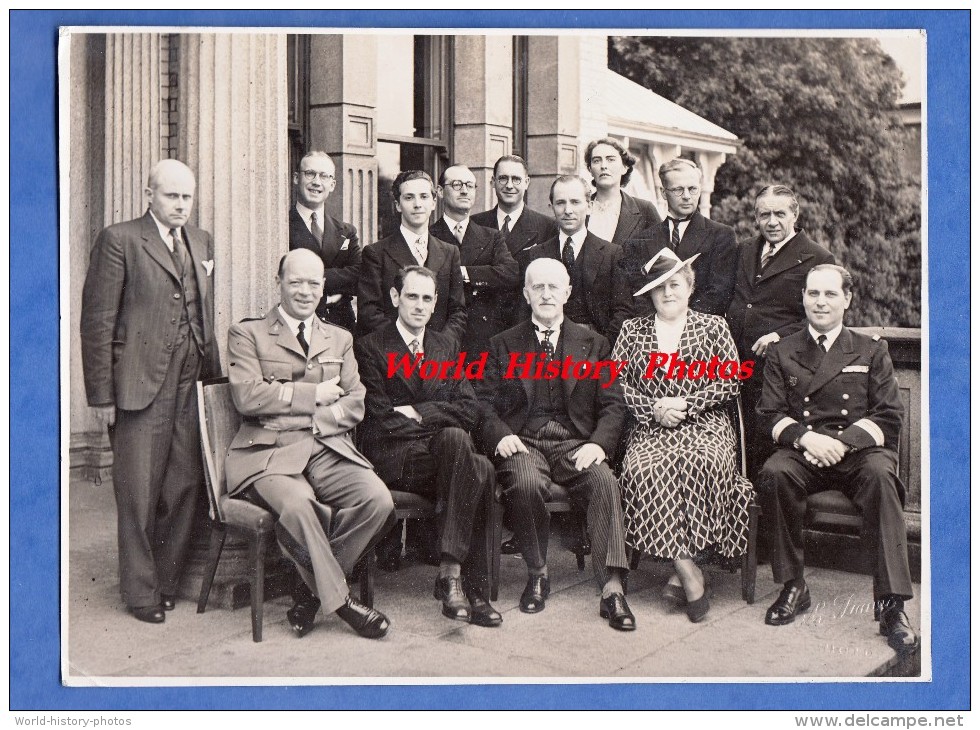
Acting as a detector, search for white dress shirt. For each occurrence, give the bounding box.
[149,210,181,253]
[559,227,589,261]
[496,202,525,231]
[295,202,325,236]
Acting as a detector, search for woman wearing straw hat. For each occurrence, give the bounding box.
[611,247,752,622]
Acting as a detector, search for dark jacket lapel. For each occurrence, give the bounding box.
[387,232,420,269]
[758,231,814,283]
[559,321,592,402]
[183,224,211,300]
[140,213,180,282]
[424,234,449,272]
[580,232,606,290]
[611,190,642,244]
[385,324,423,399]
[806,327,860,396]
[676,211,706,258]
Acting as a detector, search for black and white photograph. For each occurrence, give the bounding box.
[60,25,928,686]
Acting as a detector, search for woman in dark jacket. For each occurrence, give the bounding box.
[585,137,662,245]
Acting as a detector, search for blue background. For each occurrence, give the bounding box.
[10,9,968,710]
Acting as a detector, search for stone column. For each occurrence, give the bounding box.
[452,35,513,211]
[695,150,727,219]
[176,33,292,607]
[177,32,290,358]
[525,36,581,211]
[307,34,379,243]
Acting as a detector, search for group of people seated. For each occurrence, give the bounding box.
[81,144,917,658]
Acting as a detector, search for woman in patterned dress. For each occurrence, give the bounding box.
[611,247,752,622]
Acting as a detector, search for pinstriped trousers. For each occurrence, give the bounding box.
[495,421,629,588]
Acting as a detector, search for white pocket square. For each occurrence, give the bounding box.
[202,259,215,276]
[340,238,350,251]
[841,365,869,373]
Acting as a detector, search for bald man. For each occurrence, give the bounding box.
[81,159,222,624]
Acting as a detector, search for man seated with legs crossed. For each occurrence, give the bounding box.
[756,264,917,653]
[477,258,635,631]
[355,265,502,627]
[224,249,395,639]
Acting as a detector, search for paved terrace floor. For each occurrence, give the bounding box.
[66,473,923,683]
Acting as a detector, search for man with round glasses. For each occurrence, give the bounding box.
[472,154,559,259]
[289,150,361,332]
[614,158,738,334]
[430,164,518,359]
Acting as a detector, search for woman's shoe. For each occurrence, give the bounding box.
[662,582,686,610]
[683,572,712,623]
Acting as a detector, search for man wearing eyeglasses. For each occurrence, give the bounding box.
[430,165,518,359]
[472,155,559,259]
[614,158,738,331]
[289,151,361,332]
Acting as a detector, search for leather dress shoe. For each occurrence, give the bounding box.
[434,576,471,622]
[765,583,811,626]
[500,536,521,555]
[160,594,176,611]
[466,586,503,627]
[879,607,919,654]
[519,574,550,613]
[130,604,165,624]
[286,595,321,637]
[599,592,636,631]
[335,595,390,639]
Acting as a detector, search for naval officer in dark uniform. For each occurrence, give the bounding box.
[755,264,917,654]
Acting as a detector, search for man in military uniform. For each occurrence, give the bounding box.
[755,264,917,654]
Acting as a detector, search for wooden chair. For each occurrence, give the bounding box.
[196,377,373,642]
[628,395,761,604]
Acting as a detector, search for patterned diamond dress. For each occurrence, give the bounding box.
[611,310,752,559]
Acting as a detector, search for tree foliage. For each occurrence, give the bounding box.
[610,36,921,327]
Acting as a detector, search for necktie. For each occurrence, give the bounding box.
[310,211,323,245]
[760,242,775,270]
[816,334,828,352]
[539,329,555,358]
[414,237,427,265]
[562,236,575,271]
[409,338,422,357]
[297,321,309,355]
[454,222,464,243]
[668,218,683,249]
[501,215,511,235]
[169,228,187,273]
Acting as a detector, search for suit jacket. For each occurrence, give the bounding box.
[429,218,519,356]
[615,210,738,330]
[80,211,221,411]
[288,206,360,331]
[518,231,623,343]
[476,319,626,457]
[725,230,836,359]
[354,323,482,485]
[471,205,559,258]
[357,230,467,347]
[757,327,904,456]
[223,308,372,496]
[607,190,663,246]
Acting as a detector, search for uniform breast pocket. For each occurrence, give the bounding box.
[258,358,293,382]
[318,356,345,381]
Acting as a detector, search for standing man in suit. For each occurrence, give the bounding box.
[430,164,519,358]
[477,258,634,631]
[584,137,662,247]
[726,184,836,473]
[224,249,394,639]
[520,175,624,343]
[288,151,361,332]
[755,265,917,654]
[355,266,503,628]
[471,154,559,259]
[81,159,221,624]
[615,158,738,332]
[357,170,467,348]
